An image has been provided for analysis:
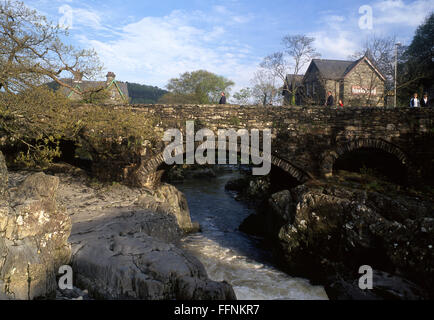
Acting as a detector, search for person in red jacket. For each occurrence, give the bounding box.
[338,99,344,107]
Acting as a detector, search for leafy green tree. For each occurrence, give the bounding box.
[0,86,76,167]
[232,88,253,105]
[160,70,234,104]
[81,88,111,104]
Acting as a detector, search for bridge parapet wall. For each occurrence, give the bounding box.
[112,104,433,182]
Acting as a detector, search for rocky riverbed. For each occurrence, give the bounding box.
[1,148,432,300]
[0,153,235,300]
[230,171,434,300]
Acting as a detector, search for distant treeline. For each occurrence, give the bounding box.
[126,82,168,104]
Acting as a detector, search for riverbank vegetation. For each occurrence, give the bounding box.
[0,1,160,170]
[0,87,160,169]
[159,70,234,104]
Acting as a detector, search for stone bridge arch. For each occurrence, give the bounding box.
[131,144,312,189]
[320,138,411,179]
[86,105,433,188]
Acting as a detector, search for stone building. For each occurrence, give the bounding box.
[283,55,386,106]
[57,72,129,104]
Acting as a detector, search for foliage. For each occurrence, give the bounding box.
[158,92,199,104]
[232,88,253,105]
[160,70,234,104]
[0,87,159,169]
[76,105,159,144]
[228,117,240,126]
[251,69,281,106]
[0,87,78,167]
[0,1,162,170]
[81,87,111,104]
[260,34,320,106]
[0,0,103,94]
[398,13,434,104]
[127,82,168,104]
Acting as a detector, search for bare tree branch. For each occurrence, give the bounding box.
[0,0,103,94]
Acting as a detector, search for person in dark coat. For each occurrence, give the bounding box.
[219,92,227,105]
[325,91,334,107]
[421,93,430,107]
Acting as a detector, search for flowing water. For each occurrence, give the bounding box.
[173,168,328,300]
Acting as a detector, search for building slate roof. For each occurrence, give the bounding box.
[57,78,129,98]
[310,58,362,80]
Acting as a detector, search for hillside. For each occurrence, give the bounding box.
[126,82,168,104]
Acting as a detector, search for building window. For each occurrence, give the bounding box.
[312,82,316,95]
[306,83,310,96]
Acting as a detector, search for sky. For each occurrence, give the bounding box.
[21,0,434,92]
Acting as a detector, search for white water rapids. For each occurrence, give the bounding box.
[174,169,328,300]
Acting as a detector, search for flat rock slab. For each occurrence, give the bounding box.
[42,169,235,300]
[70,206,235,300]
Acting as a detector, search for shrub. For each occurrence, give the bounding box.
[0,87,160,169]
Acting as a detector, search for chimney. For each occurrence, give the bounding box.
[106,72,116,84]
[73,71,83,83]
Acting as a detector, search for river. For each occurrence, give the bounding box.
[173,167,328,300]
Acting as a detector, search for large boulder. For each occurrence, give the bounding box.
[240,190,293,237]
[70,206,235,300]
[327,270,428,300]
[0,164,72,300]
[149,183,199,233]
[261,183,433,299]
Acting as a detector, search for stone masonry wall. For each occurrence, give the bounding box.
[119,104,433,181]
[344,61,385,107]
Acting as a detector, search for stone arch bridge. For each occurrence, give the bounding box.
[111,104,434,188]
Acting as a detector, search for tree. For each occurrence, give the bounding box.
[232,87,253,105]
[398,13,434,104]
[0,0,102,94]
[0,1,110,168]
[159,70,234,104]
[251,69,281,106]
[351,36,399,91]
[261,35,320,105]
[282,35,320,79]
[127,82,168,104]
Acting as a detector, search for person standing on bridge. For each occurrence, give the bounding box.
[410,93,421,108]
[219,92,227,105]
[421,93,430,108]
[325,91,334,107]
